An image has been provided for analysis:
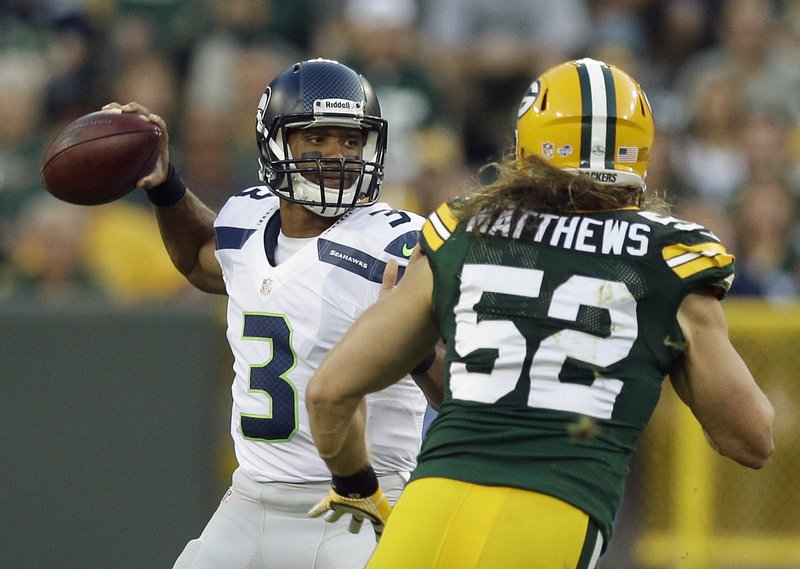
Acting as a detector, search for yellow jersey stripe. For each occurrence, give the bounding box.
[436,203,459,232]
[422,203,459,252]
[662,241,728,261]
[662,243,734,279]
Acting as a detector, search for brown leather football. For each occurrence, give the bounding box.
[41,110,162,205]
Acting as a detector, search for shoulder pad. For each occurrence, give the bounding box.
[637,210,735,294]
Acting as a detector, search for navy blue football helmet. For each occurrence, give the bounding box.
[255,58,388,217]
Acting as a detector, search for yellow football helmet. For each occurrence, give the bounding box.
[516,58,654,189]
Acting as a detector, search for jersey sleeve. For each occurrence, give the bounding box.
[214,187,278,228]
[326,205,424,290]
[357,205,425,269]
[420,202,461,255]
[659,226,735,297]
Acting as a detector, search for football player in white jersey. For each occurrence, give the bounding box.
[103,59,442,569]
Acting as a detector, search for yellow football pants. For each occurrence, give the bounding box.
[367,477,604,569]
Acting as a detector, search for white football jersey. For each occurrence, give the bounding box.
[214,188,427,483]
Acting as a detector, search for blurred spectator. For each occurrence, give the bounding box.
[6,195,100,301]
[589,0,650,62]
[421,0,591,71]
[0,5,94,298]
[107,52,182,128]
[179,1,305,209]
[5,194,195,304]
[177,110,241,212]
[419,0,592,168]
[182,0,311,114]
[186,0,316,53]
[631,1,720,152]
[739,106,800,192]
[0,0,52,52]
[412,126,475,215]
[109,0,201,64]
[0,51,47,194]
[676,0,800,120]
[82,200,196,303]
[0,50,48,293]
[331,0,454,212]
[670,69,747,209]
[728,178,800,300]
[643,0,718,86]
[41,7,98,126]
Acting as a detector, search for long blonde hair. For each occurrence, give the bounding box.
[453,154,668,230]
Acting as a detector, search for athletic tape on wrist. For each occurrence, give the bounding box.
[410,349,436,376]
[331,464,379,498]
[146,163,187,206]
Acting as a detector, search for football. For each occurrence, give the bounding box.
[41,110,162,205]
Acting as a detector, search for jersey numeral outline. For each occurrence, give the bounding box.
[369,209,412,227]
[240,313,299,442]
[450,264,637,419]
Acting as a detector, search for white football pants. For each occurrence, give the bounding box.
[172,467,408,569]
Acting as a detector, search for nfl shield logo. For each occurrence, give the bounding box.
[542,142,554,159]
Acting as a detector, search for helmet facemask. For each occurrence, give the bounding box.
[258,112,386,217]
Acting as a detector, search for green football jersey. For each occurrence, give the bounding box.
[414,202,735,543]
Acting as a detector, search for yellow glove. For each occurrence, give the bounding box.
[308,466,392,540]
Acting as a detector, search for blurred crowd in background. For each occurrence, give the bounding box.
[1,0,799,304]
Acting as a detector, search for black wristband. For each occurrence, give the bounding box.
[410,349,436,375]
[331,464,379,498]
[146,163,187,206]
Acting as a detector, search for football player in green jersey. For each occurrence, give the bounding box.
[305,58,775,569]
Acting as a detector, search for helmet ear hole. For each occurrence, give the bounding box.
[540,90,549,111]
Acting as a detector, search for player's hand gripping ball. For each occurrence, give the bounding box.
[41,110,162,205]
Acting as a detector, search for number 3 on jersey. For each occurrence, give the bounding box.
[450,264,638,419]
[241,313,299,441]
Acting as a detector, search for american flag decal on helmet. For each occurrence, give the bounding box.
[618,147,638,163]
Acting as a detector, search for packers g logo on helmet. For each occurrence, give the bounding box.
[516,58,654,189]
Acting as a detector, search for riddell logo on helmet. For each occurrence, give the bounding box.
[315,99,362,114]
